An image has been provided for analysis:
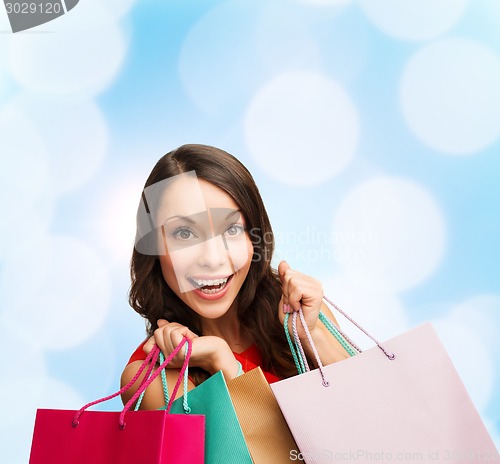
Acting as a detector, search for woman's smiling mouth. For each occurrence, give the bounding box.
[187,274,234,296]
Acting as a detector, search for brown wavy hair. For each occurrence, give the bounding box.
[129,144,298,384]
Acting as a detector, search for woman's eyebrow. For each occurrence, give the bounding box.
[222,209,241,220]
[165,215,197,224]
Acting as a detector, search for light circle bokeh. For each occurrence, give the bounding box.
[7,2,126,96]
[324,273,409,346]
[96,0,139,18]
[178,1,261,115]
[359,0,468,41]
[400,38,500,155]
[332,177,446,291]
[0,235,112,350]
[432,318,494,413]
[0,105,51,228]
[446,294,500,355]
[7,93,109,195]
[94,172,146,264]
[255,3,322,75]
[245,71,359,186]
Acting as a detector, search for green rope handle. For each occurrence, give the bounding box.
[134,350,170,411]
[319,311,358,357]
[284,312,306,374]
[159,351,170,405]
[181,344,191,413]
[283,310,360,376]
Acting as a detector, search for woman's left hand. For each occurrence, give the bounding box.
[278,260,323,338]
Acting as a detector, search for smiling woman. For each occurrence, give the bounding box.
[120,144,350,409]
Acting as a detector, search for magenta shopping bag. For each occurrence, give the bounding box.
[29,338,205,464]
[271,298,499,464]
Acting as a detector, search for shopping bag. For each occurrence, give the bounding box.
[271,299,499,464]
[160,367,253,463]
[227,366,300,463]
[29,337,205,464]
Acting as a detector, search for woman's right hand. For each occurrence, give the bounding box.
[143,319,238,378]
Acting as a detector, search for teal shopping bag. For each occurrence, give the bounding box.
[160,369,252,464]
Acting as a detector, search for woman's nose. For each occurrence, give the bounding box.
[197,235,228,268]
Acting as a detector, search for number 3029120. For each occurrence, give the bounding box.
[5,3,63,14]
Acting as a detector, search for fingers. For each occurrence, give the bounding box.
[278,260,291,284]
[151,321,199,365]
[168,325,198,349]
[143,335,155,354]
[278,260,323,314]
[279,261,301,312]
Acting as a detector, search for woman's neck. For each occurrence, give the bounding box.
[200,304,251,353]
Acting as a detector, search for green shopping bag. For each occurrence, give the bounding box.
[153,357,252,464]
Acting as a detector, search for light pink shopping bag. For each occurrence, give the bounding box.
[29,338,205,464]
[271,300,499,464]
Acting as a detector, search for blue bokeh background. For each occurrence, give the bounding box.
[1,0,499,461]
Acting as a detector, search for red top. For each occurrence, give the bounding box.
[128,340,281,384]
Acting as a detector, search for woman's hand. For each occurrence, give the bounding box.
[278,260,323,339]
[143,320,237,377]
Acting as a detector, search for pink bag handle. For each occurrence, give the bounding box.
[322,295,395,360]
[291,297,396,387]
[72,337,192,429]
[292,308,330,387]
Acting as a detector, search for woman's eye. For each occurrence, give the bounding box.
[173,227,196,240]
[225,224,245,237]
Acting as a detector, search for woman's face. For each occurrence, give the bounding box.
[156,175,253,320]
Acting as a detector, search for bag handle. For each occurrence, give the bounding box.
[134,350,172,411]
[288,308,330,387]
[285,297,396,386]
[72,337,192,429]
[120,338,191,427]
[138,346,192,414]
[284,305,359,375]
[321,296,395,360]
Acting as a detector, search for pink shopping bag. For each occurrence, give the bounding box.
[271,299,499,464]
[29,337,205,464]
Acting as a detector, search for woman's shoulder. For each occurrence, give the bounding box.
[127,339,148,365]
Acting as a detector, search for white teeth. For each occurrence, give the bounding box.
[190,276,229,288]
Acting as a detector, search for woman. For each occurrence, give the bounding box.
[121,144,349,409]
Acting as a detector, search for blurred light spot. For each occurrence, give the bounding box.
[0,235,111,349]
[324,273,409,347]
[178,1,262,115]
[96,0,139,18]
[256,4,322,74]
[245,71,359,186]
[400,38,500,155]
[7,93,108,194]
[332,177,446,291]
[0,103,50,230]
[0,422,32,464]
[93,173,145,265]
[35,377,84,410]
[359,0,467,41]
[432,318,493,413]
[7,2,126,96]
[0,328,47,382]
[438,295,500,414]
[0,375,83,431]
[0,190,55,259]
[448,294,500,351]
